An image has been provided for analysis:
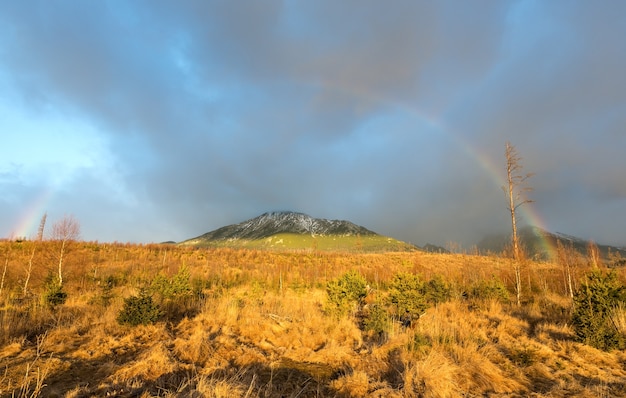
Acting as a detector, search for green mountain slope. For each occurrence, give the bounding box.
[180,211,418,252]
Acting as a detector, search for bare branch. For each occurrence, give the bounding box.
[51,214,81,243]
[51,215,81,287]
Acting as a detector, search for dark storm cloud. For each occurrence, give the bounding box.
[0,1,624,246]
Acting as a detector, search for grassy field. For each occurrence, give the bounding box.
[1,240,625,397]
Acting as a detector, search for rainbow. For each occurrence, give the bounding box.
[451,133,557,260]
[410,110,556,260]
[307,78,557,259]
[9,187,54,240]
[408,110,557,260]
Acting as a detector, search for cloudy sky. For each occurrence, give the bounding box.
[1,1,624,248]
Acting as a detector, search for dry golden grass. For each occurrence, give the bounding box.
[611,302,626,337]
[1,241,626,397]
[403,349,460,398]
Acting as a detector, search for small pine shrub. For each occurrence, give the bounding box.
[150,265,192,299]
[150,274,172,299]
[363,303,392,336]
[90,275,115,307]
[388,272,428,321]
[117,288,161,326]
[152,265,200,322]
[42,275,67,308]
[425,275,452,304]
[325,270,368,317]
[171,264,192,296]
[469,277,510,303]
[572,269,626,351]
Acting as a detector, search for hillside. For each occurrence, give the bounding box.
[181,211,417,252]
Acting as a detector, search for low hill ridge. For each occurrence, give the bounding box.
[478,225,626,262]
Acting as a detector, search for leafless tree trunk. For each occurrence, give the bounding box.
[23,245,36,296]
[37,212,47,242]
[0,246,9,298]
[503,142,534,306]
[51,215,81,287]
[22,213,47,296]
[557,240,575,299]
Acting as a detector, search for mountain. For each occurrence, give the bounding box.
[191,211,377,241]
[180,211,417,252]
[478,225,626,264]
[422,243,450,254]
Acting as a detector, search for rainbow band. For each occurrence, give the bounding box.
[10,186,53,239]
[308,78,556,259]
[457,136,556,260]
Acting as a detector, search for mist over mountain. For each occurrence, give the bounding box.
[478,225,626,263]
[182,211,378,244]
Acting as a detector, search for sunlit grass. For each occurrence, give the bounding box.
[0,240,625,397]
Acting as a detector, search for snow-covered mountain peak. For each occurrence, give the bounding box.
[188,211,377,242]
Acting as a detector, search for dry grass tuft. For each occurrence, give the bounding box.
[331,370,370,397]
[403,349,459,398]
[194,376,247,397]
[111,341,181,383]
[610,301,626,336]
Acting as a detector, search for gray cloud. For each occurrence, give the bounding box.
[0,1,624,247]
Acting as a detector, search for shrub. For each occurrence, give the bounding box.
[150,274,171,298]
[150,265,193,300]
[425,275,452,304]
[172,264,192,293]
[90,275,115,307]
[362,302,392,337]
[42,275,67,308]
[388,272,428,321]
[325,270,368,317]
[117,288,162,326]
[469,277,510,303]
[572,269,626,351]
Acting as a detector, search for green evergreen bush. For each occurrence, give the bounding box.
[117,288,161,326]
[425,274,452,304]
[388,272,428,321]
[42,275,67,308]
[150,265,192,299]
[389,272,428,317]
[325,270,368,317]
[363,302,392,336]
[90,275,115,307]
[469,277,510,303]
[572,269,626,351]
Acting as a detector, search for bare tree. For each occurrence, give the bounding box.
[587,240,601,268]
[0,245,9,298]
[24,243,36,296]
[36,212,47,242]
[51,214,81,287]
[503,142,534,306]
[557,240,576,299]
[23,213,47,295]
